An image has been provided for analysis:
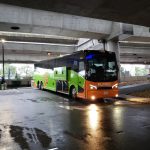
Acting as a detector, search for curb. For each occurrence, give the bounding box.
[118,94,150,104]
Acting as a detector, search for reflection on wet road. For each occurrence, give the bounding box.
[0,88,150,150]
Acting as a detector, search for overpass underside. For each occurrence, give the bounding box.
[0,3,149,65]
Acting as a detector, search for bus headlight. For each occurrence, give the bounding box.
[90,84,97,90]
[112,83,118,89]
[91,95,96,100]
[115,94,118,97]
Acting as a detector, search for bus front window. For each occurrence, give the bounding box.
[86,53,118,82]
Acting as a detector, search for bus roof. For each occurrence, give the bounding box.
[34,50,115,66]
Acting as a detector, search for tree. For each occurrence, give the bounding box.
[120,67,125,77]
[135,67,148,76]
[18,65,34,78]
[0,64,16,79]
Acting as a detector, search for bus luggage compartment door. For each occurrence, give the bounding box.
[56,80,68,93]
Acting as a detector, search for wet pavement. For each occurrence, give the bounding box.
[0,87,150,150]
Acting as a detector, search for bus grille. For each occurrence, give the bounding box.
[97,87,112,89]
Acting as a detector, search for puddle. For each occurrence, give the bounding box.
[116,131,124,134]
[10,125,29,149]
[0,124,52,150]
[35,128,52,148]
[103,136,112,142]
[37,113,45,115]
[142,124,150,128]
[63,130,88,143]
[26,99,39,103]
[39,97,53,102]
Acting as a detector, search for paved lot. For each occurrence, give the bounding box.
[0,88,150,150]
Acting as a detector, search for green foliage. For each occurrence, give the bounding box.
[0,64,16,79]
[18,65,34,77]
[15,72,21,80]
[120,67,125,77]
[135,67,148,76]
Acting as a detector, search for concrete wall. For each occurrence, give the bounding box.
[6,79,31,87]
[120,76,150,83]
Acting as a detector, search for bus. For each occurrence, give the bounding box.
[32,50,119,101]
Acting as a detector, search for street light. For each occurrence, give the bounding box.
[1,39,6,84]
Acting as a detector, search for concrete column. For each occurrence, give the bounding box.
[107,40,121,82]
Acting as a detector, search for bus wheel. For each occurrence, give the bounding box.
[39,82,44,90]
[37,81,40,89]
[70,86,77,100]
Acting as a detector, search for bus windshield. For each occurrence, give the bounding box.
[86,53,118,82]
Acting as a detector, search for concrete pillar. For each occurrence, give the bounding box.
[107,40,121,82]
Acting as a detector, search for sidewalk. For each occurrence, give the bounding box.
[118,94,150,104]
[118,83,150,104]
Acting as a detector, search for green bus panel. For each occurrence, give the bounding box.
[54,66,67,81]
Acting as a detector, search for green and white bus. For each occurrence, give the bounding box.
[32,50,119,101]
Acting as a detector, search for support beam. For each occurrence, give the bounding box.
[1,54,149,64]
[0,31,78,45]
[107,40,121,81]
[107,41,120,65]
[0,42,75,53]
[0,4,112,39]
[0,0,150,27]
[0,53,56,63]
[0,50,149,64]
[120,47,150,55]
[120,57,150,64]
[77,39,100,51]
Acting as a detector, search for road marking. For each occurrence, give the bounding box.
[48,148,58,150]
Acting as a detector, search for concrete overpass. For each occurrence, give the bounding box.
[1,0,150,27]
[1,41,150,64]
[0,3,150,64]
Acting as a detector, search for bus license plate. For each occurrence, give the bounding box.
[104,91,108,95]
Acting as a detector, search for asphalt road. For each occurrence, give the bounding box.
[0,87,150,150]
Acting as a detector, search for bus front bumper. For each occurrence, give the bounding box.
[86,89,119,101]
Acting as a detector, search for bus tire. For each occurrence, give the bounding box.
[70,86,77,100]
[39,81,44,90]
[37,81,40,89]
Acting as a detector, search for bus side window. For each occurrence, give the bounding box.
[79,61,84,72]
[73,60,78,72]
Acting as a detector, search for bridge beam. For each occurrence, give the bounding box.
[0,42,75,53]
[0,4,112,39]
